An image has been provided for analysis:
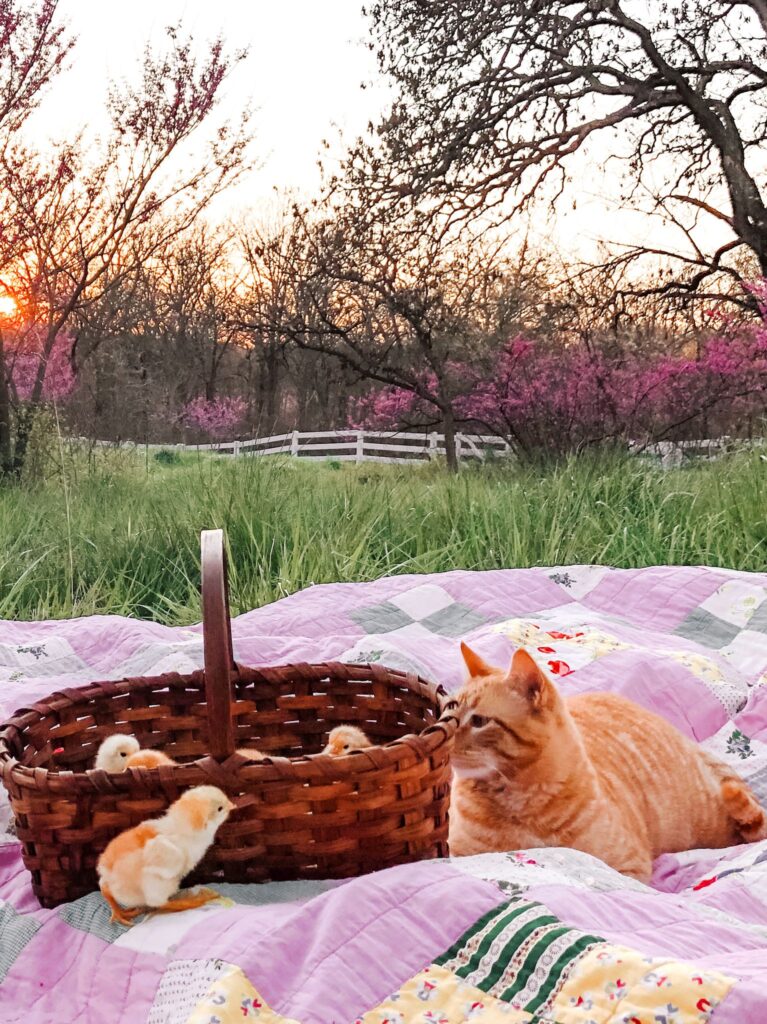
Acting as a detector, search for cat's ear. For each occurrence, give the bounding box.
[460,641,495,678]
[508,648,552,711]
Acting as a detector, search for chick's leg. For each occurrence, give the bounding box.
[100,884,143,927]
[147,887,220,915]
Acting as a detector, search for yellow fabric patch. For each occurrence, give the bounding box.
[185,963,300,1024]
[663,650,730,688]
[491,619,629,658]
[355,964,534,1023]
[492,616,734,692]
[553,943,734,1023]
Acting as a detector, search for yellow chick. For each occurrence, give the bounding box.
[95,734,140,772]
[236,747,267,759]
[323,725,373,756]
[95,734,177,773]
[125,749,177,770]
[97,785,235,926]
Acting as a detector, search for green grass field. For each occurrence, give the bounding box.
[1,449,765,622]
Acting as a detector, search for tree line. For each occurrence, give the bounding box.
[0,0,765,476]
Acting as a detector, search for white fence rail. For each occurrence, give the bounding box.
[628,437,765,468]
[76,430,512,464]
[73,431,765,467]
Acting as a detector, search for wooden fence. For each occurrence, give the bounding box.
[75,431,764,467]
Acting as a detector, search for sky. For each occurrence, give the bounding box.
[29,0,382,211]
[25,0,728,263]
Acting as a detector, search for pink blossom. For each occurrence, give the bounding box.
[7,328,77,402]
[348,287,767,455]
[179,395,247,436]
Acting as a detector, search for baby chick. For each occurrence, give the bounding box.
[126,749,177,770]
[95,734,140,773]
[97,785,235,926]
[235,747,267,759]
[95,735,176,773]
[323,725,373,756]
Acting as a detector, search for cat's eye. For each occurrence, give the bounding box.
[470,714,490,729]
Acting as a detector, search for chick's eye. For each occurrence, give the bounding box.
[470,714,490,729]
[120,751,127,757]
[217,805,223,812]
[343,744,350,750]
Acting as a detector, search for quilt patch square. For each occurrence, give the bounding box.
[185,964,299,1024]
[699,579,767,628]
[389,584,456,619]
[421,603,488,637]
[674,608,740,649]
[350,602,414,634]
[0,902,41,984]
[58,891,126,943]
[543,565,613,601]
[355,964,540,1024]
[720,629,767,677]
[435,896,604,1015]
[747,600,767,633]
[555,945,733,1023]
[351,586,488,638]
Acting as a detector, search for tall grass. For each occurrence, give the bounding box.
[1,450,765,622]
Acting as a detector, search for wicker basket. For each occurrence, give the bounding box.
[0,530,458,908]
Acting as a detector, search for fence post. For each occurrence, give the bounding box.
[455,432,464,463]
[659,441,682,471]
[291,430,299,457]
[233,440,241,458]
[428,431,438,461]
[356,431,364,463]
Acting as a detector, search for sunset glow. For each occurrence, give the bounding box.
[0,295,18,319]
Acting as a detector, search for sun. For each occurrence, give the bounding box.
[0,294,18,318]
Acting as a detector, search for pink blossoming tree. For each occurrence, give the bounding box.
[350,284,767,460]
[179,395,247,437]
[0,10,250,478]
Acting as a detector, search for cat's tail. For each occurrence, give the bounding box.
[721,778,767,843]
[700,749,767,843]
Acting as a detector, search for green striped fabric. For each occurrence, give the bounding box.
[436,895,605,1016]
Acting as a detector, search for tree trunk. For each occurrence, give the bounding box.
[264,341,279,425]
[12,327,58,478]
[12,408,33,478]
[205,362,217,401]
[442,405,458,472]
[0,332,13,477]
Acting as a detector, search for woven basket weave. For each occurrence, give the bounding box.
[0,530,458,908]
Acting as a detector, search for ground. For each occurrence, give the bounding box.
[0,448,765,622]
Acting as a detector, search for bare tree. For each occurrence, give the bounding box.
[153,227,244,404]
[266,203,543,470]
[238,219,296,429]
[357,0,767,309]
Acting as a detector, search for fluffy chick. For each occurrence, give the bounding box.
[125,749,177,770]
[95,734,140,773]
[95,735,176,773]
[323,725,373,756]
[235,747,267,759]
[97,785,235,926]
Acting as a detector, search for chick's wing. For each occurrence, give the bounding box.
[141,835,188,879]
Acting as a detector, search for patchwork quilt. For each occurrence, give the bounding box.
[3,564,767,1023]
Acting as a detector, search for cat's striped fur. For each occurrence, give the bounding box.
[449,643,766,882]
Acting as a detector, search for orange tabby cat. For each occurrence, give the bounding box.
[450,642,767,882]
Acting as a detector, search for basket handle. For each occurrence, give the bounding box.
[201,529,236,760]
